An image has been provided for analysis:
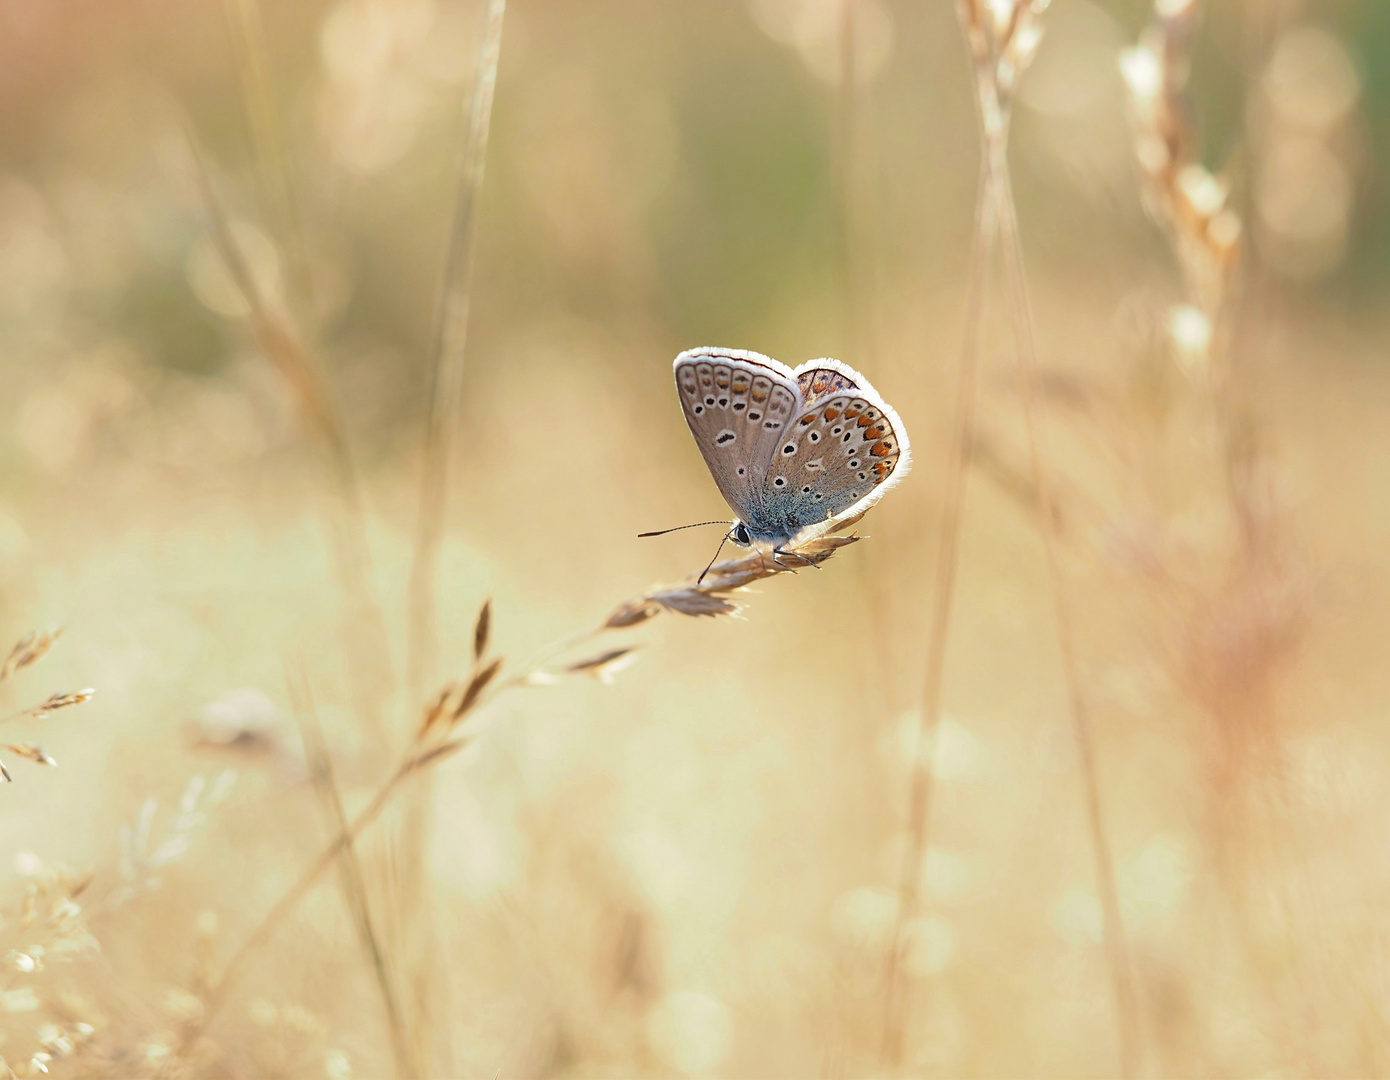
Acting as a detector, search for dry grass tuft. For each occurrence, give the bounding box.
[0,631,93,781]
[0,630,63,684]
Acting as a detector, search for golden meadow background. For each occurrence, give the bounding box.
[1,0,1389,1076]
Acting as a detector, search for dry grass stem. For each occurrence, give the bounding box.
[881,152,994,1066]
[183,127,394,747]
[289,665,417,1079]
[994,116,1144,1080]
[184,530,872,1050]
[406,0,508,703]
[604,529,864,628]
[222,0,313,318]
[882,2,1142,1072]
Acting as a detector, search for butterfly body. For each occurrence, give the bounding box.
[672,347,910,549]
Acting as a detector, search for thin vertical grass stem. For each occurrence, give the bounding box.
[406,0,508,705]
[992,135,1143,1079]
[880,150,995,1067]
[290,665,418,1078]
[222,0,314,319]
[184,128,394,746]
[182,752,420,1051]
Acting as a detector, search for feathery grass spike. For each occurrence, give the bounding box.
[1,629,63,682]
[454,657,503,722]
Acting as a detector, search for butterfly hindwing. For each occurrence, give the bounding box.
[757,392,906,528]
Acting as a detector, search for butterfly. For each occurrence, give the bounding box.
[668,347,910,562]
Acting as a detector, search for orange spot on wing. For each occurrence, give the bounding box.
[862,424,884,440]
[857,414,874,428]
[822,407,840,421]
[870,441,891,457]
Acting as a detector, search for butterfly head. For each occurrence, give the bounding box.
[730,521,753,547]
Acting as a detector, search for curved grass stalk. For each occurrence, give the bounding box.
[880,150,994,1067]
[406,0,508,706]
[883,4,1142,1071]
[992,124,1143,1080]
[180,531,867,1059]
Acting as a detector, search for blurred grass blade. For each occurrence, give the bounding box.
[183,126,395,747]
[407,0,508,704]
[288,662,417,1079]
[473,598,492,663]
[222,0,313,318]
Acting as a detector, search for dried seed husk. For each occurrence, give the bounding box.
[473,599,492,662]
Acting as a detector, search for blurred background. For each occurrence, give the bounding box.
[0,0,1388,1075]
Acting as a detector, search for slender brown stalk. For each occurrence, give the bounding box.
[880,151,994,1066]
[993,144,1143,1080]
[183,128,394,747]
[222,0,313,317]
[883,4,1141,1071]
[183,532,861,1051]
[289,665,417,1078]
[833,0,864,364]
[398,9,506,1068]
[181,746,443,1053]
[406,0,508,704]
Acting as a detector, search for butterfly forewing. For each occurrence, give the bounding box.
[674,350,800,520]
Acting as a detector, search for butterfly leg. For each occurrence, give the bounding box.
[771,545,820,572]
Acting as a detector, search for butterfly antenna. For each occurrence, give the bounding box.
[638,519,730,538]
[696,530,733,586]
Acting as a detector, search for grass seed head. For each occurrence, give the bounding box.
[23,691,94,720]
[472,598,492,662]
[0,630,63,683]
[454,657,503,722]
[566,647,640,685]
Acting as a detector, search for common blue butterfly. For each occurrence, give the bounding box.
[671,347,911,555]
